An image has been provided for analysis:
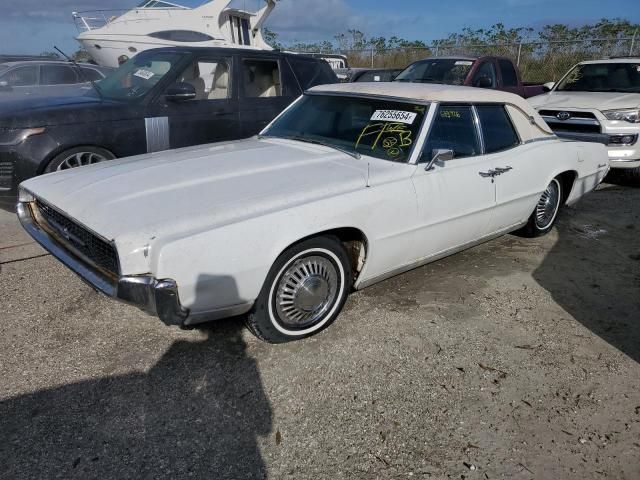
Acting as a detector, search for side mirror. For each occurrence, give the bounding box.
[425,148,454,171]
[476,76,493,89]
[543,81,555,92]
[165,82,196,102]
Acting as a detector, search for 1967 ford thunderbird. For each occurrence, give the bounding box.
[17,83,609,343]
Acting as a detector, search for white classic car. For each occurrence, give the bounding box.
[529,58,640,181]
[18,83,609,343]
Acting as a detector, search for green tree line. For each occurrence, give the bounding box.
[265,18,640,82]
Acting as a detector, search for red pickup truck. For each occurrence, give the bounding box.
[394,55,546,98]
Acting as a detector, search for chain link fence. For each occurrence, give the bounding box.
[301,36,640,82]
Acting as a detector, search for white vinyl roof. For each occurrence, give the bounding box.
[308,82,553,134]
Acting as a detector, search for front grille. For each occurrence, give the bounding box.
[539,110,597,120]
[35,200,120,276]
[0,160,13,190]
[545,121,601,134]
[540,109,601,135]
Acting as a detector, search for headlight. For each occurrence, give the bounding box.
[0,127,46,146]
[18,186,35,203]
[602,109,640,123]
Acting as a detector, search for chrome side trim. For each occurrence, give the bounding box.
[471,105,485,154]
[355,221,527,290]
[145,116,170,153]
[409,102,437,165]
[522,136,557,144]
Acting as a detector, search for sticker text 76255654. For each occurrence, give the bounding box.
[370,110,417,124]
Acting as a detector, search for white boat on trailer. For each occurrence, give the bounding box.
[72,0,275,68]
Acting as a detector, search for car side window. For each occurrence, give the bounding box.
[476,105,520,153]
[420,105,481,162]
[472,61,497,88]
[242,59,281,98]
[41,65,78,85]
[0,66,37,86]
[498,60,518,87]
[172,58,231,101]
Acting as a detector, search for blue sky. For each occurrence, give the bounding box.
[1,0,639,55]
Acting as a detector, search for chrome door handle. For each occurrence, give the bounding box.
[479,170,497,178]
[494,166,513,174]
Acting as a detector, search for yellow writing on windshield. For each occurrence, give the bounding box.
[440,110,461,119]
[356,122,413,158]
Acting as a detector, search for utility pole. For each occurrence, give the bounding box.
[630,29,638,56]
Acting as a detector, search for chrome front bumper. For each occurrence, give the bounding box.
[17,201,189,326]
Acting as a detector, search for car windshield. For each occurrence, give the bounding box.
[556,63,640,93]
[394,59,474,85]
[93,51,185,101]
[262,94,427,163]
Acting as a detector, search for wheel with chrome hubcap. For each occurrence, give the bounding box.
[520,177,563,238]
[45,146,115,173]
[246,236,352,343]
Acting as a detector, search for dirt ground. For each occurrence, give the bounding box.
[0,183,639,480]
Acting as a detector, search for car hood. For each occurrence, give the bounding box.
[22,138,395,261]
[0,94,128,128]
[529,91,640,111]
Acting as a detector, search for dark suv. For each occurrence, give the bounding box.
[0,47,336,195]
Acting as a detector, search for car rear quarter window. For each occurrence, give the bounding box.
[421,105,481,161]
[241,59,282,98]
[476,105,520,153]
[287,57,336,90]
[41,65,78,85]
[498,60,518,87]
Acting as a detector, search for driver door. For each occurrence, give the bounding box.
[410,104,497,262]
[148,55,240,150]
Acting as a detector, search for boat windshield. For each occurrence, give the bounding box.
[262,94,427,163]
[136,0,188,8]
[394,59,474,85]
[556,62,640,93]
[94,51,186,101]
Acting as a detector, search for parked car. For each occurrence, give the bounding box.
[18,83,608,343]
[351,68,402,83]
[529,57,640,181]
[0,54,60,63]
[0,61,112,101]
[302,53,349,70]
[0,47,337,194]
[395,56,546,98]
[335,68,402,83]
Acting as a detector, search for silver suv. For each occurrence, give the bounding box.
[0,61,112,101]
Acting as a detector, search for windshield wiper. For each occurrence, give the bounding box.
[54,46,103,101]
[269,135,362,160]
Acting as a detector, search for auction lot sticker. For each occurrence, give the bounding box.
[371,110,417,124]
[133,69,155,80]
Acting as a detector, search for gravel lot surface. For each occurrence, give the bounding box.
[1,184,639,480]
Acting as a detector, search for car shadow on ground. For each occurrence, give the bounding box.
[0,276,273,480]
[532,185,640,363]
